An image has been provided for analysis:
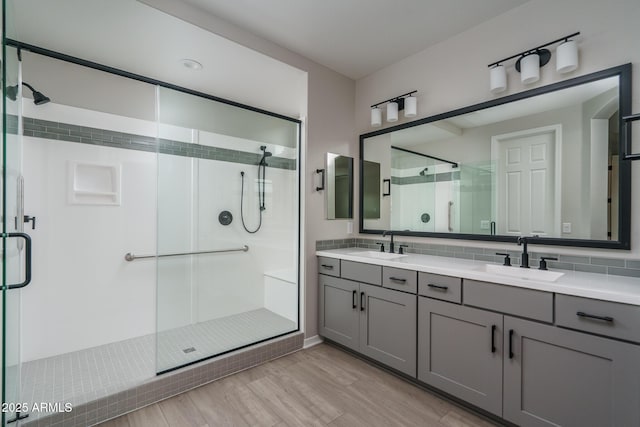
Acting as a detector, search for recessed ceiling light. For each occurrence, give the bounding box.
[181,58,203,70]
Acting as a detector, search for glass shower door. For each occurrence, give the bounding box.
[155,87,300,373]
[2,6,30,424]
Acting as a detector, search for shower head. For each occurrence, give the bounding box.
[260,145,273,157]
[419,167,429,176]
[6,82,50,105]
[259,146,273,165]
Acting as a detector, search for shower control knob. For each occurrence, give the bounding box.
[218,211,233,226]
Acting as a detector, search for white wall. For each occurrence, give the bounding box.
[356,0,640,259]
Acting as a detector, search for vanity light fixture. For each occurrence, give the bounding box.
[387,101,399,122]
[371,107,382,127]
[488,32,580,91]
[556,39,578,73]
[370,91,417,126]
[489,64,507,93]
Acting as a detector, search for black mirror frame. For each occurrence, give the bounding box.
[359,63,632,250]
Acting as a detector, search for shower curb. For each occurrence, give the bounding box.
[22,332,303,427]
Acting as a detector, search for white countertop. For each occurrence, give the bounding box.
[316,248,640,306]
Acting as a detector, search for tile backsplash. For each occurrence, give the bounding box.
[316,238,640,278]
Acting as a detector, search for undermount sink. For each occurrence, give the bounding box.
[349,251,408,260]
[476,263,565,282]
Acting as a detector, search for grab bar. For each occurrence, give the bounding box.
[124,245,249,261]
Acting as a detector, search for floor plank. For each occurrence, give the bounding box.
[441,408,500,427]
[97,415,131,427]
[125,404,169,427]
[158,393,209,427]
[99,343,497,427]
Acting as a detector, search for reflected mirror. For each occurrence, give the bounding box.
[360,64,631,249]
[326,153,354,219]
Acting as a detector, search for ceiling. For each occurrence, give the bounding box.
[8,0,307,118]
[180,0,530,79]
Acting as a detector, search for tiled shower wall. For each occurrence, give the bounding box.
[316,238,640,278]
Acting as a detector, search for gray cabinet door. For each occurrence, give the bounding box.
[418,298,503,416]
[504,316,640,427]
[359,283,417,376]
[319,275,359,351]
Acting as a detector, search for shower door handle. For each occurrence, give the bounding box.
[3,232,33,289]
[448,201,454,232]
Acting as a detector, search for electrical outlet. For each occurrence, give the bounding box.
[480,220,490,230]
[562,222,572,233]
[347,221,353,234]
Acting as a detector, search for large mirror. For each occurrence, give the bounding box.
[326,153,354,219]
[360,64,631,249]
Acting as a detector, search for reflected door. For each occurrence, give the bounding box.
[494,126,560,237]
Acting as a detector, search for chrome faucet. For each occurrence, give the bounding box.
[517,236,529,268]
[383,230,395,253]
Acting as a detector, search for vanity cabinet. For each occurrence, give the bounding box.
[359,283,416,375]
[318,275,359,349]
[318,262,416,376]
[418,297,503,415]
[418,279,640,426]
[504,316,640,427]
[318,254,640,426]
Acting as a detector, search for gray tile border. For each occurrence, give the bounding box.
[590,257,626,267]
[12,115,296,170]
[574,263,607,274]
[558,255,591,264]
[463,246,485,254]
[546,261,575,271]
[626,260,640,269]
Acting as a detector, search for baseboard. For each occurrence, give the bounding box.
[303,335,324,349]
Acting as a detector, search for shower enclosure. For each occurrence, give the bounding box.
[1,14,301,425]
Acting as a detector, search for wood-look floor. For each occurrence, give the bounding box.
[98,343,498,427]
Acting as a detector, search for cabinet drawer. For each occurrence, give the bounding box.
[318,257,340,277]
[418,273,462,303]
[341,261,381,286]
[556,295,640,343]
[464,279,553,323]
[382,267,417,293]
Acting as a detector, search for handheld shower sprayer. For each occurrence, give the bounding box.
[240,146,271,233]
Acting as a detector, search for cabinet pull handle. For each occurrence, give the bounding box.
[316,168,325,191]
[360,292,365,311]
[427,283,448,291]
[321,264,334,270]
[352,290,357,309]
[576,311,614,322]
[491,325,496,353]
[389,276,406,283]
[508,329,514,359]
